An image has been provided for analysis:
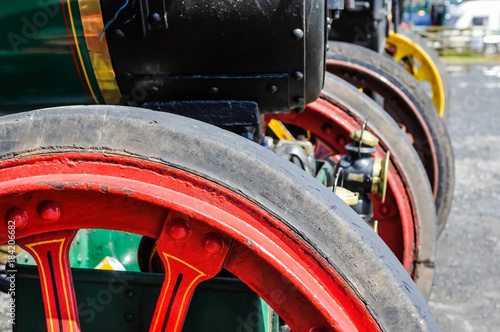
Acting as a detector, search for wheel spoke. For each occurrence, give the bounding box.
[387,32,446,117]
[149,214,231,332]
[392,48,405,63]
[18,230,80,332]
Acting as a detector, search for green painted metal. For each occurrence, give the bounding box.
[0,0,103,114]
[18,229,143,272]
[16,265,278,331]
[72,229,143,271]
[315,160,334,186]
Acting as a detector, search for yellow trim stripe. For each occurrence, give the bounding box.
[78,0,122,104]
[174,273,204,331]
[164,253,206,276]
[25,240,56,332]
[66,0,99,104]
[165,254,206,332]
[58,238,75,332]
[26,238,77,332]
[152,253,206,332]
[151,253,172,331]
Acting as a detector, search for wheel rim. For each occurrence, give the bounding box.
[386,31,446,117]
[0,152,382,332]
[325,58,439,200]
[269,96,418,277]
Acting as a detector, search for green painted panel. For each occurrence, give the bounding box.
[0,0,103,114]
[72,229,143,271]
[16,265,279,332]
[18,229,142,271]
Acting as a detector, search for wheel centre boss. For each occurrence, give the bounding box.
[101,0,329,114]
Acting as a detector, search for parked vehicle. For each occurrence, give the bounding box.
[0,1,448,331]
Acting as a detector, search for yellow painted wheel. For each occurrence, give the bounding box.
[387,31,447,118]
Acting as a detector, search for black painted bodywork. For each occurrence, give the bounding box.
[102,0,328,116]
[329,0,389,53]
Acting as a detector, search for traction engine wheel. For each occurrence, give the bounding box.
[271,74,437,298]
[326,41,454,233]
[0,107,439,331]
[386,29,450,119]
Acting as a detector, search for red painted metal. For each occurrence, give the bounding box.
[0,153,382,331]
[310,327,330,332]
[18,230,80,332]
[5,208,29,231]
[202,233,225,255]
[149,213,230,332]
[38,201,62,222]
[326,59,439,199]
[167,219,192,241]
[269,96,417,277]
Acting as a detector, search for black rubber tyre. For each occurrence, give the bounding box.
[396,27,451,122]
[322,73,437,298]
[0,106,441,331]
[327,41,454,235]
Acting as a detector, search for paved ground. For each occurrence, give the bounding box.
[428,63,500,332]
[0,64,498,331]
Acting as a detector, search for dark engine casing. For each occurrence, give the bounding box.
[328,0,389,53]
[102,0,328,114]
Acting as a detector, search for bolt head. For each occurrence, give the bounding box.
[292,28,304,40]
[38,201,61,222]
[292,71,304,80]
[203,233,225,255]
[322,124,333,135]
[125,289,134,298]
[167,219,191,241]
[379,205,390,216]
[335,135,347,146]
[5,208,28,230]
[149,12,162,24]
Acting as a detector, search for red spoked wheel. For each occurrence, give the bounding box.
[0,107,439,331]
[326,41,454,233]
[270,74,437,298]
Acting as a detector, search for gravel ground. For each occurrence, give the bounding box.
[0,64,498,331]
[428,63,500,332]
